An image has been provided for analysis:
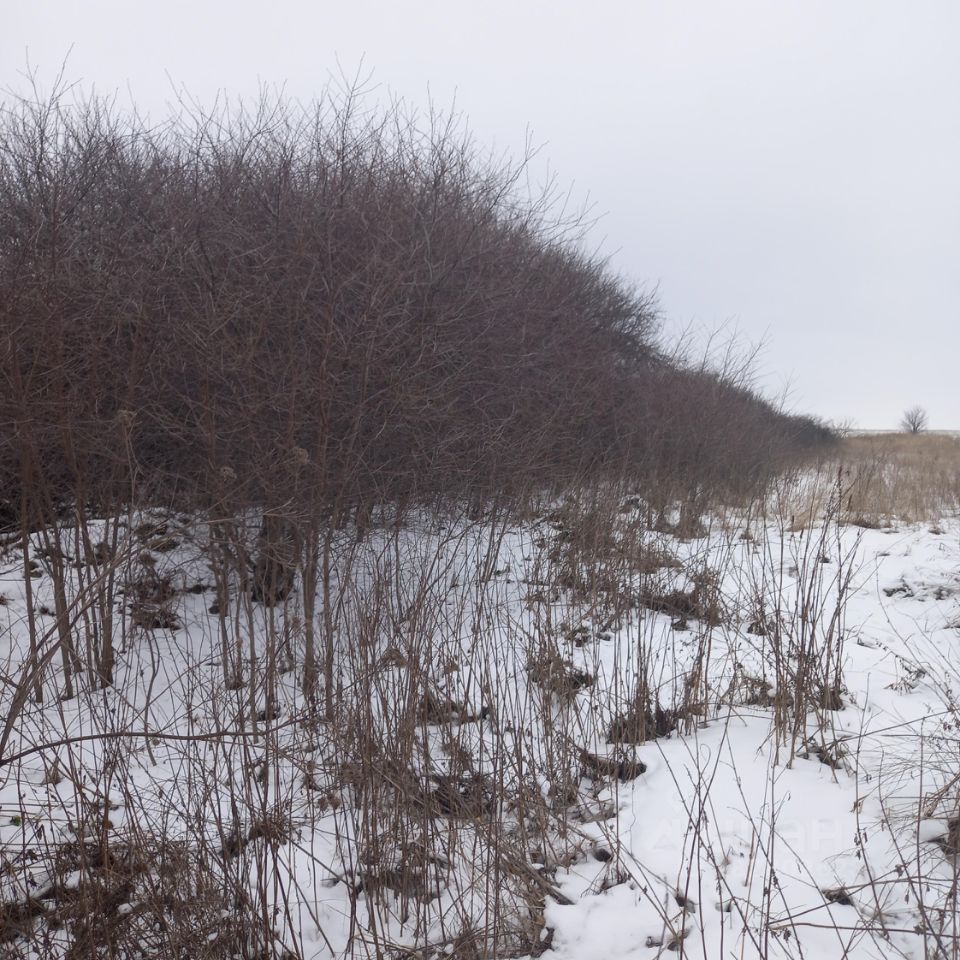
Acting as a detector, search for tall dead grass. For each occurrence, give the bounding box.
[839,433,960,525]
[781,433,960,529]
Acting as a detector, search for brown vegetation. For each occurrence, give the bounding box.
[832,433,960,525]
[0,83,832,541]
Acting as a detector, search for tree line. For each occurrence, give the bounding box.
[0,84,834,533]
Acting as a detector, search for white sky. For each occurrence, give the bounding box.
[5,1,958,429]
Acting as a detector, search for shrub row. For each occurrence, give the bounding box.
[0,86,832,528]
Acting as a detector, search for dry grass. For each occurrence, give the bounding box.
[839,432,960,525]
[776,432,960,530]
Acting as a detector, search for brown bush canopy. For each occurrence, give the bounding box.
[0,87,832,527]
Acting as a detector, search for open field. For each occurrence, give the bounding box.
[822,433,960,526]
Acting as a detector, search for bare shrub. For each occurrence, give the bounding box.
[0,80,832,550]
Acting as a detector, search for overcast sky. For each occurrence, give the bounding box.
[5,1,958,428]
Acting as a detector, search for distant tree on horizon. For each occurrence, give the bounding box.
[900,406,929,434]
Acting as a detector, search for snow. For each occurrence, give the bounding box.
[1,506,958,958]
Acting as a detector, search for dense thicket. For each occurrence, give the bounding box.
[0,88,831,528]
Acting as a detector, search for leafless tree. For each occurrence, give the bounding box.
[901,406,929,434]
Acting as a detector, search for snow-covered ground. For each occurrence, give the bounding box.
[1,501,958,958]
